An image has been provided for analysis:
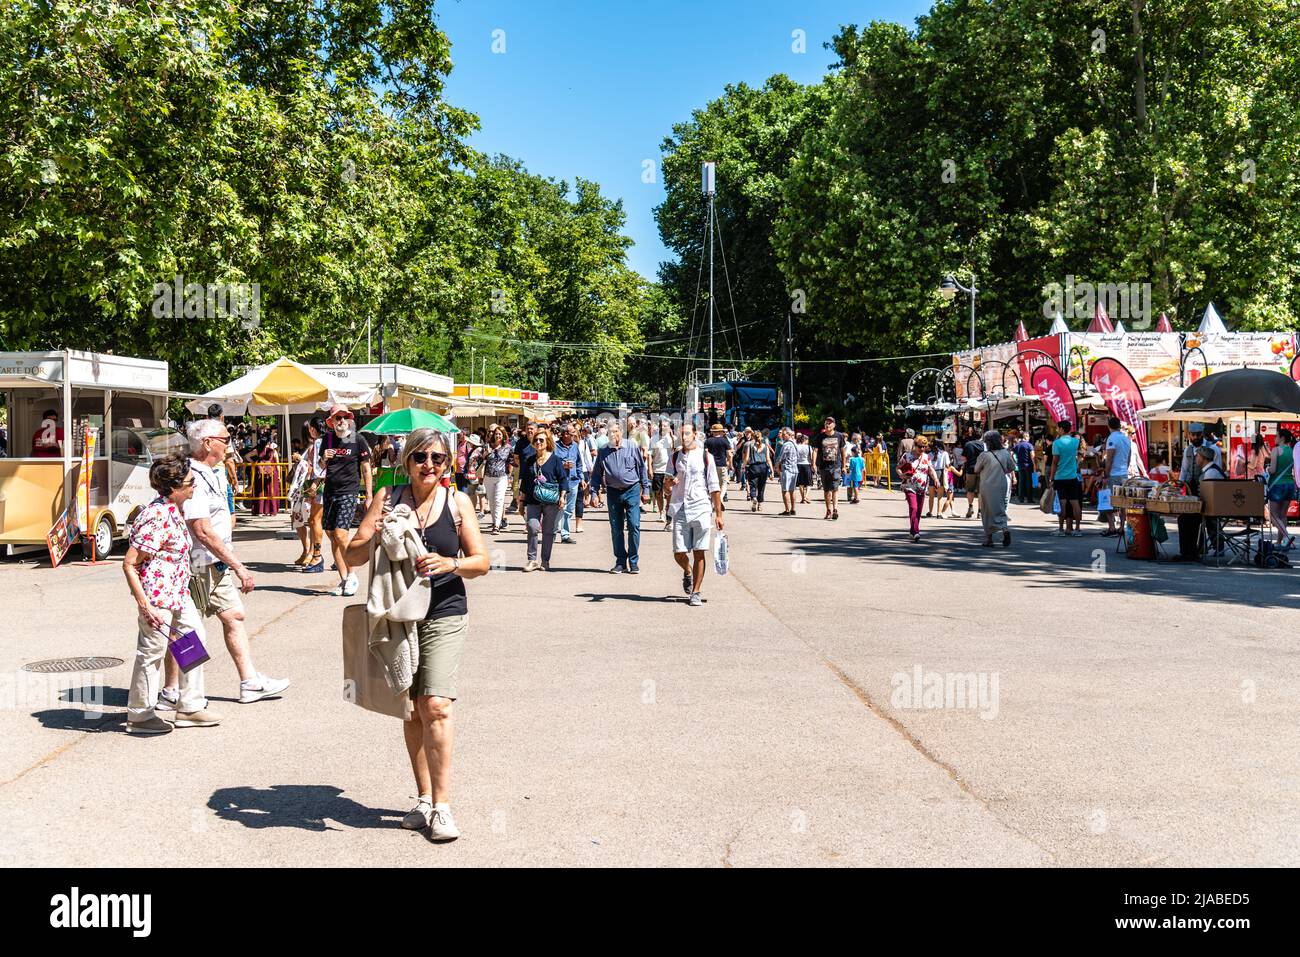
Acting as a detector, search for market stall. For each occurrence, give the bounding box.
[186,357,379,508]
[0,350,200,559]
[1130,368,1300,565]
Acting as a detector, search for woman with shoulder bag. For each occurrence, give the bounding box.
[898,436,939,543]
[1266,428,1297,548]
[742,431,774,512]
[973,430,1017,547]
[520,427,565,571]
[344,428,490,842]
[122,456,221,734]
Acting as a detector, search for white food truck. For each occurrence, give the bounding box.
[0,350,195,559]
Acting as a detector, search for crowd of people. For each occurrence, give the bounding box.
[115,404,1300,848]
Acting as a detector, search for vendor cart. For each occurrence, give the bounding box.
[0,350,199,558]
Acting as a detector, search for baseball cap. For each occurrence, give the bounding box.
[1189,422,1204,434]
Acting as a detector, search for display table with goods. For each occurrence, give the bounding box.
[1110,479,1166,559]
[1112,478,1271,566]
[1136,367,1300,567]
[1199,480,1266,567]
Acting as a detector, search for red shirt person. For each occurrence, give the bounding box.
[31,410,64,457]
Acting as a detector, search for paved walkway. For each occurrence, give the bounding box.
[1,486,1296,866]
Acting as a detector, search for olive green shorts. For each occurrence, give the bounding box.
[413,614,469,700]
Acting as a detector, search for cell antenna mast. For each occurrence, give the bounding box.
[702,161,716,383]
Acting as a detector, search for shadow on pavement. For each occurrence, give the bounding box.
[32,707,125,732]
[57,685,128,708]
[574,592,683,603]
[249,584,327,597]
[208,785,402,832]
[778,504,1297,607]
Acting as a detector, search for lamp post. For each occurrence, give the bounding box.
[939,273,978,350]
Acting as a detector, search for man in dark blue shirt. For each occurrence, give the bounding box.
[1013,431,1035,503]
[590,424,651,573]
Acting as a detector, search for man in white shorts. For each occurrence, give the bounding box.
[664,422,724,607]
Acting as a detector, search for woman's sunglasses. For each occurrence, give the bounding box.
[409,451,447,466]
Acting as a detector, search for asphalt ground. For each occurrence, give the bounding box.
[1,480,1296,866]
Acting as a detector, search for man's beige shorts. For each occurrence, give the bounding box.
[189,563,244,618]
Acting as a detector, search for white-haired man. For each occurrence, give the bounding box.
[160,419,289,709]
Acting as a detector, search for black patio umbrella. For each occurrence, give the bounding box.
[1163,368,1300,421]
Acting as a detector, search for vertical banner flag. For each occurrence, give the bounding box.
[1291,353,1300,382]
[1017,334,1064,397]
[1029,364,1078,433]
[77,426,97,540]
[1089,358,1149,477]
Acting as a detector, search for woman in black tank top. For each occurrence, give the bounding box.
[393,484,467,619]
[343,428,490,842]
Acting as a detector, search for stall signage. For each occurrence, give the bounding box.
[46,507,76,568]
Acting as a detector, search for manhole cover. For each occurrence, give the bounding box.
[22,656,124,674]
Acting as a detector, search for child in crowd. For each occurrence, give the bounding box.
[847,448,865,503]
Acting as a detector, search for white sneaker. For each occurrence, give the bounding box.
[330,580,347,596]
[428,804,459,842]
[402,798,433,830]
[156,687,179,713]
[342,574,359,597]
[240,674,290,703]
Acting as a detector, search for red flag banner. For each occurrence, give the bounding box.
[1017,334,1063,396]
[1029,364,1078,433]
[1291,353,1300,382]
[1089,357,1149,477]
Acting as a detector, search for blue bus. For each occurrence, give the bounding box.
[697,380,783,432]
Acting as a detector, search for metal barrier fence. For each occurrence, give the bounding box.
[232,461,291,507]
[863,449,893,490]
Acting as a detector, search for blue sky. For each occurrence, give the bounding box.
[435,0,933,279]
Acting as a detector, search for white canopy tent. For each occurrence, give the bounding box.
[185,357,380,457]
[1198,302,1229,335]
[185,357,378,417]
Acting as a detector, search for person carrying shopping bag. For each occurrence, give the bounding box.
[122,456,221,734]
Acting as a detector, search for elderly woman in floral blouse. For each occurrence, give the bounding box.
[122,455,222,735]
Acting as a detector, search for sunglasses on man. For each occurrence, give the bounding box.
[331,412,354,422]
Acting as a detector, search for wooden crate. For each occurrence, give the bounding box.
[1146,498,1202,514]
[1110,494,1148,508]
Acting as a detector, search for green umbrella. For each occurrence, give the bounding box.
[361,407,460,435]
